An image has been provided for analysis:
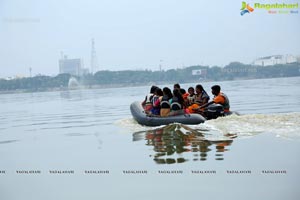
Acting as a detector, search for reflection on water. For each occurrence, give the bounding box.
[133,123,235,164]
[0,140,19,145]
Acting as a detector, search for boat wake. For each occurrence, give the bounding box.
[197,112,300,140]
[120,112,300,140]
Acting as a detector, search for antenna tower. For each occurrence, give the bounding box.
[91,38,98,74]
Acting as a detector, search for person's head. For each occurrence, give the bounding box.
[195,84,204,94]
[163,87,173,99]
[173,83,180,90]
[173,89,184,103]
[150,85,158,94]
[211,85,221,96]
[180,88,189,100]
[155,88,163,96]
[179,88,186,95]
[188,87,195,95]
[173,89,183,98]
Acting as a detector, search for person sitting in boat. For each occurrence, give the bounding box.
[195,85,230,113]
[142,85,158,113]
[188,84,210,113]
[180,88,189,108]
[186,87,196,106]
[169,89,185,116]
[160,87,173,117]
[150,88,163,116]
[173,83,181,90]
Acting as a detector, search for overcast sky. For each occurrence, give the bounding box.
[0,0,299,77]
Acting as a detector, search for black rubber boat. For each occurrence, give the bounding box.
[130,101,206,126]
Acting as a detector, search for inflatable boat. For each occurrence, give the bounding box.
[130,101,206,126]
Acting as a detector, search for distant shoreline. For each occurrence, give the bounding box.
[0,75,299,95]
[1,62,300,94]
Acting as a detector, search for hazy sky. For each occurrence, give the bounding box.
[0,0,299,77]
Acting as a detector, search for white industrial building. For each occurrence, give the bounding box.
[59,55,88,76]
[253,54,297,66]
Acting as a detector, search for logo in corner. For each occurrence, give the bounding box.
[241,2,254,16]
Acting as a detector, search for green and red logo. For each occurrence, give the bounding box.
[241,2,254,15]
[241,2,298,15]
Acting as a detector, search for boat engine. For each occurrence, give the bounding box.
[205,104,224,120]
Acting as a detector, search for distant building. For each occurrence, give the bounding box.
[4,75,25,80]
[253,54,297,66]
[59,55,88,76]
[296,55,300,63]
[192,69,207,79]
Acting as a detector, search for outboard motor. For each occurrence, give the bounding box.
[205,104,224,120]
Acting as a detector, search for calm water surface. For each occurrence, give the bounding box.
[0,77,300,200]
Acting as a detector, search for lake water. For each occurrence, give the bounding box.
[1,77,300,200]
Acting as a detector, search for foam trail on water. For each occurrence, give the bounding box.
[198,113,300,140]
[116,118,161,133]
[119,113,300,140]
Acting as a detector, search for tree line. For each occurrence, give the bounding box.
[0,62,299,92]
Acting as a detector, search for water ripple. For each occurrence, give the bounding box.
[0,140,19,145]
